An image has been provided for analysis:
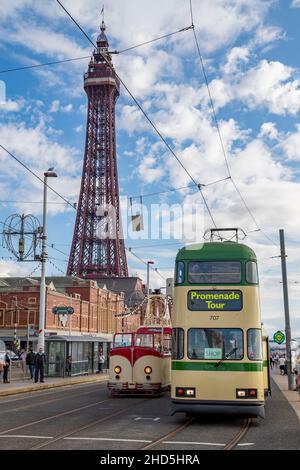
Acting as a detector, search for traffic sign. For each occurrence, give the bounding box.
[273,330,285,344]
[52,306,74,315]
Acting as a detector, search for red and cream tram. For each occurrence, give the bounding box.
[108,326,172,396]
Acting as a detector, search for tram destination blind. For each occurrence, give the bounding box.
[188,290,243,311]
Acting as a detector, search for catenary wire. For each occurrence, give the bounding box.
[0,26,192,75]
[55,0,218,229]
[189,0,277,247]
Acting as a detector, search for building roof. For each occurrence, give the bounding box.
[97,277,145,306]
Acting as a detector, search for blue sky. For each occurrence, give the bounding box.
[0,0,300,339]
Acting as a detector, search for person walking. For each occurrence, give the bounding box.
[34,348,46,383]
[98,350,105,373]
[26,348,36,380]
[66,355,72,377]
[3,351,11,383]
[279,355,286,375]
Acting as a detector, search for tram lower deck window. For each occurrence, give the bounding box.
[188,261,242,284]
[187,328,244,360]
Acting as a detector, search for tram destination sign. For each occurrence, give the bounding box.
[188,290,243,311]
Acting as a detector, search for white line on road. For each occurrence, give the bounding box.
[164,441,226,447]
[134,417,160,421]
[237,443,255,447]
[65,437,152,443]
[0,435,53,439]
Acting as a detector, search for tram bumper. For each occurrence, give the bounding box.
[172,400,265,418]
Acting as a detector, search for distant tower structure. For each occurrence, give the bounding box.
[67,20,128,279]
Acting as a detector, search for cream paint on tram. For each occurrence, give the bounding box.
[172,284,264,402]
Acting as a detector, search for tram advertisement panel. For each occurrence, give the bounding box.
[188,290,243,311]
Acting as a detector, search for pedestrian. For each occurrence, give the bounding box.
[66,355,72,376]
[279,355,286,375]
[3,350,11,383]
[20,349,27,378]
[34,348,46,383]
[98,350,105,373]
[26,348,36,380]
[269,354,274,369]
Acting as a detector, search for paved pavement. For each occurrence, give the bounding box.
[0,373,108,397]
[270,365,300,420]
[0,375,299,450]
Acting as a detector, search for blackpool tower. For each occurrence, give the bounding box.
[67,21,128,279]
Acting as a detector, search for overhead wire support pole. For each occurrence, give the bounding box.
[279,229,294,391]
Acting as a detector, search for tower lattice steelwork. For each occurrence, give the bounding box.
[67,21,128,279]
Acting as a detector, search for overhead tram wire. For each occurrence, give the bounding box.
[0,144,76,211]
[189,0,277,247]
[127,248,166,281]
[0,26,192,75]
[55,0,218,230]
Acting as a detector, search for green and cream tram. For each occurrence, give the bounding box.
[172,237,268,418]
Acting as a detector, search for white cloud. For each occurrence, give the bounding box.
[49,100,73,114]
[291,0,300,8]
[203,60,300,115]
[280,124,300,161]
[259,122,279,140]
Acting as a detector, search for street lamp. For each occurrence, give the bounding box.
[146,261,155,298]
[37,169,57,353]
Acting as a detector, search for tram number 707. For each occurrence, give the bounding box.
[210,315,220,320]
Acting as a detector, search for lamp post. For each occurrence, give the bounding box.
[146,261,155,299]
[37,169,57,353]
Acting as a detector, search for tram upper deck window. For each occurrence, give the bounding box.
[134,334,153,348]
[246,261,259,284]
[187,328,243,360]
[176,261,185,284]
[114,334,133,348]
[247,329,263,360]
[188,261,241,284]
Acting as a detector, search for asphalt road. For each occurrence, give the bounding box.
[0,378,298,450]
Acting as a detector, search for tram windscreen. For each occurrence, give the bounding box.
[114,334,133,348]
[188,328,243,360]
[188,261,241,284]
[134,334,153,348]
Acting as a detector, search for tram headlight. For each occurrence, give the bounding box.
[114,366,122,374]
[144,366,152,375]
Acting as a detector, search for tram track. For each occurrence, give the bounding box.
[222,417,252,450]
[0,382,108,415]
[140,416,252,451]
[27,398,149,450]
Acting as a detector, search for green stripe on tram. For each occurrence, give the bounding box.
[172,361,263,372]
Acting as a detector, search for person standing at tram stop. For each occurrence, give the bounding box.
[34,348,47,383]
[279,355,286,376]
[98,350,105,373]
[3,350,11,383]
[19,349,27,379]
[26,348,36,381]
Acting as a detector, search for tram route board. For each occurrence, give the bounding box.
[188,290,243,311]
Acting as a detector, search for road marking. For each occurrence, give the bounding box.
[0,435,53,439]
[134,417,160,421]
[237,443,255,447]
[65,437,152,443]
[164,441,226,447]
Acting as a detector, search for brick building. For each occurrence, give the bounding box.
[0,276,140,376]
